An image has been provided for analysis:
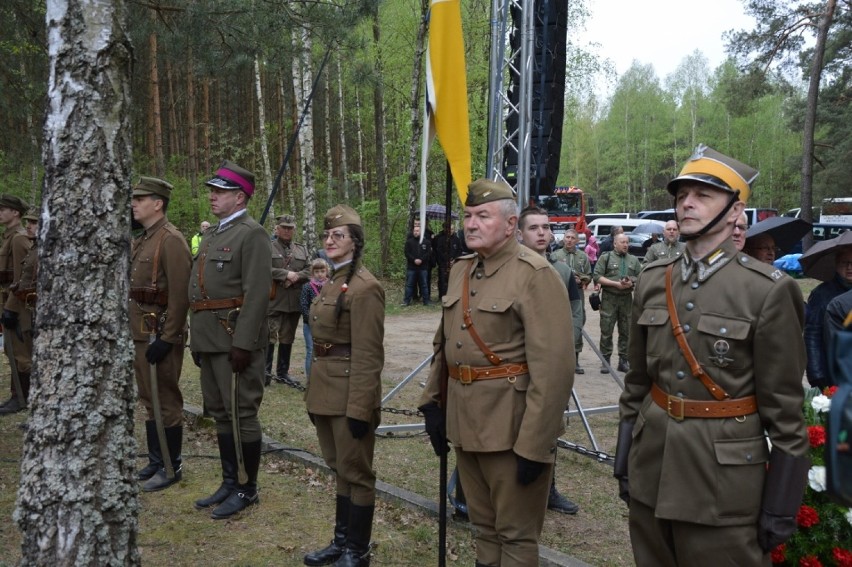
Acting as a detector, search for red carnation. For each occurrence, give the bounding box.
[825,385,838,398]
[770,544,786,564]
[807,425,826,447]
[796,504,820,528]
[834,548,852,567]
[798,556,823,567]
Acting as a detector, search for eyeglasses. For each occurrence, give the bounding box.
[733,224,748,232]
[751,246,780,254]
[838,260,852,269]
[322,231,349,242]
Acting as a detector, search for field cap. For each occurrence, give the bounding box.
[465,179,515,207]
[132,176,173,199]
[324,205,361,229]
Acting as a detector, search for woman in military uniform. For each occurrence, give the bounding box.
[303,205,384,567]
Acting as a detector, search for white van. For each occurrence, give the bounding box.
[587,218,654,240]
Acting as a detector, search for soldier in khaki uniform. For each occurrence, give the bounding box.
[188,161,271,519]
[642,220,685,265]
[304,205,384,567]
[419,180,574,567]
[593,233,642,373]
[551,228,592,374]
[129,177,192,491]
[615,145,810,566]
[267,213,310,384]
[0,195,33,415]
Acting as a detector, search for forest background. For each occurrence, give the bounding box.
[1,0,850,278]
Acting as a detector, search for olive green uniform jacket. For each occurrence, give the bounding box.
[305,261,385,422]
[620,240,808,526]
[552,247,592,288]
[188,212,271,352]
[643,240,686,266]
[420,238,574,463]
[270,239,310,313]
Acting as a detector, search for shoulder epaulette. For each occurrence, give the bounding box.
[737,253,786,282]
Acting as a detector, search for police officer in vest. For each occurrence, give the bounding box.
[615,145,810,566]
[130,177,192,491]
[189,161,272,519]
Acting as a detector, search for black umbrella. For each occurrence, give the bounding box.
[416,203,458,220]
[799,231,852,281]
[631,222,666,235]
[745,216,812,256]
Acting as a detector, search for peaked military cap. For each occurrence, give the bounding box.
[324,205,361,229]
[0,194,30,214]
[22,210,38,223]
[205,160,256,197]
[667,144,759,204]
[276,214,297,227]
[465,179,515,206]
[133,176,173,199]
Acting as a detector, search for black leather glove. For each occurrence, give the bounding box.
[347,417,369,439]
[613,419,635,507]
[418,402,449,456]
[228,346,251,373]
[1,309,18,330]
[757,450,811,552]
[515,453,545,486]
[617,478,630,506]
[145,338,173,365]
[757,511,797,552]
[191,351,202,367]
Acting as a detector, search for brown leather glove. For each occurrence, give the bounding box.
[228,346,252,373]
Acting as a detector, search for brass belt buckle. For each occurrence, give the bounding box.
[458,365,473,385]
[667,394,685,421]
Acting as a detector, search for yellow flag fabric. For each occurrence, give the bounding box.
[425,0,471,205]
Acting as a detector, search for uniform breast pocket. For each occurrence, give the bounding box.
[208,251,234,273]
[475,297,515,343]
[697,313,751,371]
[636,308,669,357]
[271,252,284,268]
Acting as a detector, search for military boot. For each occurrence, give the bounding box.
[137,420,163,481]
[304,494,350,566]
[574,352,584,375]
[0,372,29,415]
[600,357,611,374]
[211,439,261,519]
[143,425,183,492]
[194,433,238,509]
[547,475,579,515]
[273,343,296,383]
[617,357,630,373]
[0,396,25,415]
[265,344,275,386]
[333,503,373,566]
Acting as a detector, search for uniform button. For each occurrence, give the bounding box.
[312,316,317,321]
[676,392,684,398]
[741,256,749,263]
[745,453,753,462]
[476,272,483,279]
[650,316,655,322]
[720,327,727,335]
[461,324,467,330]
[691,282,699,289]
[685,302,694,310]
[456,342,462,348]
[683,324,690,333]
[471,290,477,296]
[676,371,685,379]
[491,304,497,310]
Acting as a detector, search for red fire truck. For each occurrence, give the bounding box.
[532,185,588,238]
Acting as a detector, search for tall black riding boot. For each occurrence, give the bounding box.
[273,343,294,383]
[211,439,261,519]
[334,503,373,566]
[304,494,350,566]
[137,420,163,481]
[194,433,238,509]
[143,425,183,492]
[265,344,275,386]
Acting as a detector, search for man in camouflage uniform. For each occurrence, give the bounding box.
[642,220,685,266]
[593,233,641,374]
[0,195,32,415]
[552,228,592,374]
[267,213,309,385]
[419,180,573,567]
[130,177,192,491]
[615,145,809,566]
[189,161,271,519]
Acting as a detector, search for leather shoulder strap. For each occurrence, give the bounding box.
[461,259,502,366]
[665,263,730,400]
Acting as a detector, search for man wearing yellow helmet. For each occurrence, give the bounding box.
[615,145,809,565]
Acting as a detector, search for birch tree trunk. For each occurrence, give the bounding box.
[293,30,317,252]
[325,66,334,205]
[255,53,274,205]
[16,1,138,564]
[405,0,429,218]
[336,50,350,202]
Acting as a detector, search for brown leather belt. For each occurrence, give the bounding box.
[449,362,529,384]
[313,342,352,358]
[129,287,168,306]
[651,383,757,421]
[189,297,244,312]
